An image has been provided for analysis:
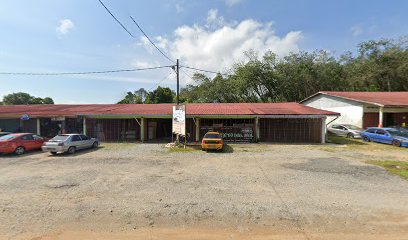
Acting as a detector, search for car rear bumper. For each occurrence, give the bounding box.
[42,145,68,153]
[201,143,223,150]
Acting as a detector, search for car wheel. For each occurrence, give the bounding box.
[92,141,99,148]
[347,133,354,138]
[392,140,401,147]
[67,146,76,154]
[51,152,58,155]
[14,146,25,155]
[362,136,370,142]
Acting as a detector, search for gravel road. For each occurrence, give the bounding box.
[0,143,407,240]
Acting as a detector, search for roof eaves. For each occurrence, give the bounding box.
[300,91,385,107]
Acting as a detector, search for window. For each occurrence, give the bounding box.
[0,135,16,140]
[366,129,376,133]
[33,135,43,140]
[376,130,386,135]
[331,125,341,129]
[80,135,89,140]
[21,135,34,141]
[71,135,82,141]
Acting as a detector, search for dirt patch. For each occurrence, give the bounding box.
[0,144,408,239]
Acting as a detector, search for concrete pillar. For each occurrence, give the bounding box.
[379,107,384,127]
[36,118,41,135]
[195,118,200,142]
[255,117,260,142]
[83,117,87,135]
[140,118,145,142]
[321,117,327,144]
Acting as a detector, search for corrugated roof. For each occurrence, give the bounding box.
[301,91,408,107]
[0,102,338,118]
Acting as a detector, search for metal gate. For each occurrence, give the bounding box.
[259,118,322,143]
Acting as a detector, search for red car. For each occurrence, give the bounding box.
[0,133,47,155]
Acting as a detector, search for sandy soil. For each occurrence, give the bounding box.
[0,143,407,240]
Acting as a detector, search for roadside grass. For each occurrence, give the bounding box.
[168,145,201,152]
[367,160,408,180]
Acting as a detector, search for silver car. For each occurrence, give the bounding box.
[328,124,364,138]
[42,134,99,155]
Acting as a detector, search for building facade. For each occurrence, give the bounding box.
[0,103,338,143]
[301,91,408,128]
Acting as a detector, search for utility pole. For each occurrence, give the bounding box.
[176,59,180,105]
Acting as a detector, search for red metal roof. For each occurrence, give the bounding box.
[303,91,408,107]
[0,102,338,118]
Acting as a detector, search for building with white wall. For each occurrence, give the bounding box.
[301,91,408,128]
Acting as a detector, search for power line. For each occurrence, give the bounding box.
[148,71,174,91]
[97,0,135,38]
[130,16,175,64]
[181,65,229,76]
[0,66,173,76]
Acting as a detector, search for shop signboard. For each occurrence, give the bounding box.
[172,105,186,136]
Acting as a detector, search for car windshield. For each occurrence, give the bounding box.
[50,135,71,141]
[204,133,221,138]
[0,135,16,140]
[388,129,408,137]
[343,125,362,131]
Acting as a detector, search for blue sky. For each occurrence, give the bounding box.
[1,0,407,104]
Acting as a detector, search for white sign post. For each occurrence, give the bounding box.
[172,105,186,147]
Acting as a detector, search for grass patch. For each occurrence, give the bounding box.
[367,160,408,180]
[168,145,200,152]
[327,134,366,145]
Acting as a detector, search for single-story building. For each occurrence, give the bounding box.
[0,103,338,143]
[300,91,408,128]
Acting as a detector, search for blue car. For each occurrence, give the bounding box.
[361,127,408,147]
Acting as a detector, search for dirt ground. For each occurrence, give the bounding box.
[0,141,408,240]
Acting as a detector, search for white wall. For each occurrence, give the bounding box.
[302,94,364,127]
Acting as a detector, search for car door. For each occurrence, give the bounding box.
[32,135,45,149]
[80,135,93,148]
[330,125,343,136]
[70,135,83,149]
[374,129,387,143]
[382,131,394,144]
[20,134,35,150]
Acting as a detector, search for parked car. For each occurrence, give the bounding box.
[387,125,408,133]
[0,133,47,155]
[327,124,364,138]
[201,131,224,151]
[361,127,408,147]
[42,134,99,155]
[0,132,11,137]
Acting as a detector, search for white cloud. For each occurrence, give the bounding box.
[224,0,242,7]
[130,60,160,68]
[350,25,363,37]
[139,9,302,80]
[56,19,74,35]
[175,3,184,13]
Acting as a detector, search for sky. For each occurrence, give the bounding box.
[0,0,407,104]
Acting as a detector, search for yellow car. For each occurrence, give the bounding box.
[201,131,224,151]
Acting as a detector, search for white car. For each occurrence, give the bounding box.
[328,124,363,138]
[42,134,99,155]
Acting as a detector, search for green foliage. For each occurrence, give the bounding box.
[2,92,54,105]
[180,37,408,103]
[118,87,175,104]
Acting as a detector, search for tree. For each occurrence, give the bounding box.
[117,87,174,104]
[145,86,174,104]
[2,92,54,105]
